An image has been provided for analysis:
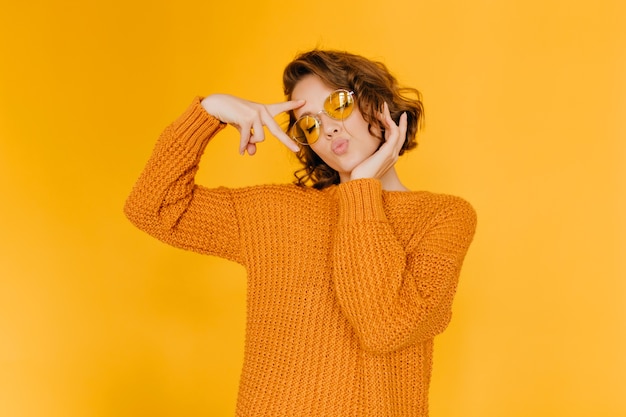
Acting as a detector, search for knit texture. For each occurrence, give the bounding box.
[124,97,477,416]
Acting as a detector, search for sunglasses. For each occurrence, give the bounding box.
[288,89,355,145]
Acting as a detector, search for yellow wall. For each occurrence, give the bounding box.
[1,1,624,416]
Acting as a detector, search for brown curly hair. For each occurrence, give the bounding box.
[283,49,424,189]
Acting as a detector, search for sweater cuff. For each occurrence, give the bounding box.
[172,96,226,151]
[336,179,387,224]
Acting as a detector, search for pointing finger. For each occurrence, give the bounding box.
[266,99,305,118]
[260,112,300,152]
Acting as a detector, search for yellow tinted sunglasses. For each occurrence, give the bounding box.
[289,89,355,145]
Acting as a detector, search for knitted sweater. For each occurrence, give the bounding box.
[124,97,477,416]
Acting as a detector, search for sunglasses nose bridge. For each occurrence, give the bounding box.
[317,112,343,140]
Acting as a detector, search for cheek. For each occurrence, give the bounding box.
[309,141,331,163]
[344,114,368,137]
[345,118,383,150]
[346,110,382,140]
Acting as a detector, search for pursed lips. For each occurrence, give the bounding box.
[331,138,349,155]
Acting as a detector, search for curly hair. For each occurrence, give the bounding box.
[283,49,424,189]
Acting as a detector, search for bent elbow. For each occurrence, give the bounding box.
[356,311,452,354]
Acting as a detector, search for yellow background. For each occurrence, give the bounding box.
[1,0,625,416]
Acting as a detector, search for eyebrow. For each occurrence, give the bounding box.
[295,109,314,119]
[293,103,316,119]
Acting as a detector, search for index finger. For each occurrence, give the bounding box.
[261,100,305,152]
[266,99,305,118]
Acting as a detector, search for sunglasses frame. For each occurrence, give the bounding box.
[289,89,355,146]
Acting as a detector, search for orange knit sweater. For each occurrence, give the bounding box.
[124,97,477,416]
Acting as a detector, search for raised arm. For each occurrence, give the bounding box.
[123,97,246,262]
[332,179,477,353]
[124,95,305,263]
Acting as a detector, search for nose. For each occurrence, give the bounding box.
[319,113,342,140]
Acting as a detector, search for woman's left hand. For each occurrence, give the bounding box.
[350,102,408,181]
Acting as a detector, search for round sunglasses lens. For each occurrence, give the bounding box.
[291,116,320,145]
[325,90,354,119]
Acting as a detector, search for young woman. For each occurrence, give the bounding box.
[125,49,477,416]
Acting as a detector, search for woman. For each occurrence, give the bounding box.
[125,49,477,416]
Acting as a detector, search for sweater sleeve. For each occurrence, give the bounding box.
[124,97,244,265]
[332,179,477,353]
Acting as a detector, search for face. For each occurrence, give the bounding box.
[291,75,382,183]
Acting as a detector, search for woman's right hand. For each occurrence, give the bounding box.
[201,94,304,155]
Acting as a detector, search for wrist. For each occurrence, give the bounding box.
[201,95,226,123]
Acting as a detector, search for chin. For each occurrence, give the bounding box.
[319,148,375,177]
[330,159,362,176]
